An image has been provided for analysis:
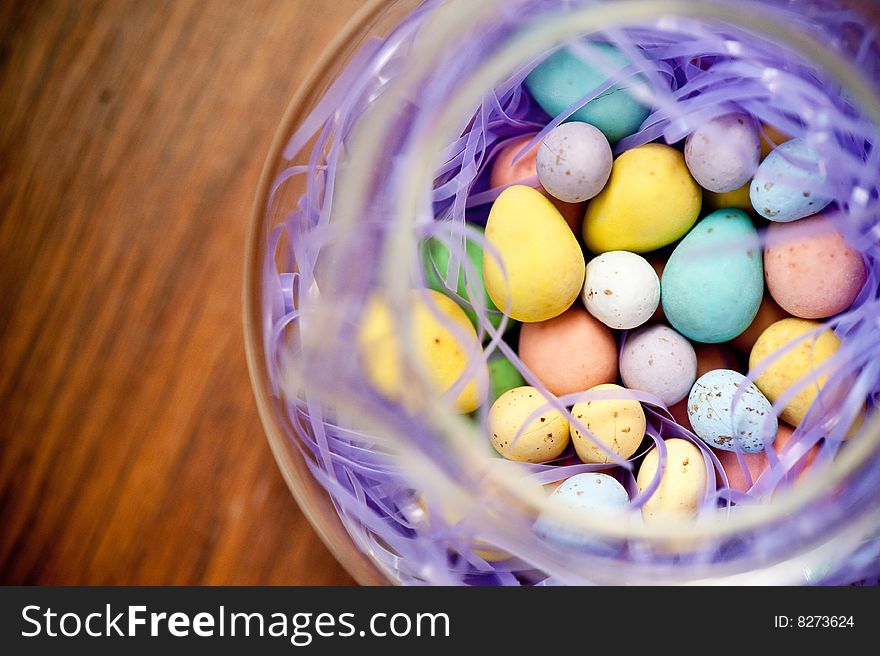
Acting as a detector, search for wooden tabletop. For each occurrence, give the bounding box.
[0,0,359,585]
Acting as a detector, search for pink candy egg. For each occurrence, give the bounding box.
[518,304,618,396]
[764,215,866,319]
[490,135,585,233]
[716,424,818,493]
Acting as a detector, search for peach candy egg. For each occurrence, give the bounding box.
[519,304,618,396]
[716,423,818,494]
[764,215,866,319]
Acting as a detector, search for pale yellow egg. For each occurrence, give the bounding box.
[749,318,840,427]
[357,289,487,413]
[571,384,646,464]
[489,386,570,463]
[483,185,585,323]
[637,438,707,523]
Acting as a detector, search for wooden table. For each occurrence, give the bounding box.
[0,0,359,585]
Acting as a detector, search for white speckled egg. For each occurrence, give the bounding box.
[687,369,777,453]
[637,438,707,522]
[684,113,761,193]
[583,251,660,329]
[536,122,613,203]
[620,324,697,406]
[535,473,629,550]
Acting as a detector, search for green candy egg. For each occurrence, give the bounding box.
[488,351,526,404]
[423,227,512,333]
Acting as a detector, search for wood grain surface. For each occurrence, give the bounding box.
[0,0,359,585]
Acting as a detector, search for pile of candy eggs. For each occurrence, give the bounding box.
[359,41,868,548]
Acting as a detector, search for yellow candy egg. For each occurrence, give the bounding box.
[489,386,570,462]
[571,384,646,464]
[357,289,487,413]
[483,185,585,322]
[704,181,753,213]
[749,317,841,427]
[583,143,702,253]
[637,438,707,523]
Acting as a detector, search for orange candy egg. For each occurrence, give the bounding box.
[518,304,618,396]
[763,215,866,320]
[716,423,818,494]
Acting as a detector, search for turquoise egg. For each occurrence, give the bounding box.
[524,44,650,143]
[535,473,629,551]
[661,209,763,343]
[687,369,776,453]
[750,138,833,222]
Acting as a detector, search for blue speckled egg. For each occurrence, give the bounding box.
[687,369,777,453]
[750,138,833,222]
[661,209,763,343]
[524,44,650,143]
[535,473,629,550]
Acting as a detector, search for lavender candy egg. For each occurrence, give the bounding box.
[536,122,613,203]
[535,473,629,551]
[687,369,777,453]
[620,324,697,406]
[750,138,833,222]
[685,113,761,193]
[583,250,660,329]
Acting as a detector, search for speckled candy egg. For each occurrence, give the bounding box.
[519,304,618,396]
[637,438,707,522]
[536,122,612,203]
[571,384,646,464]
[685,113,761,193]
[524,44,651,143]
[535,473,629,549]
[489,386,570,463]
[750,138,833,222]
[489,134,585,232]
[484,186,585,323]
[687,369,777,453]
[749,318,841,427]
[583,143,702,253]
[668,343,738,431]
[760,124,791,159]
[764,215,866,319]
[619,324,697,406]
[583,251,660,330]
[661,209,763,343]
